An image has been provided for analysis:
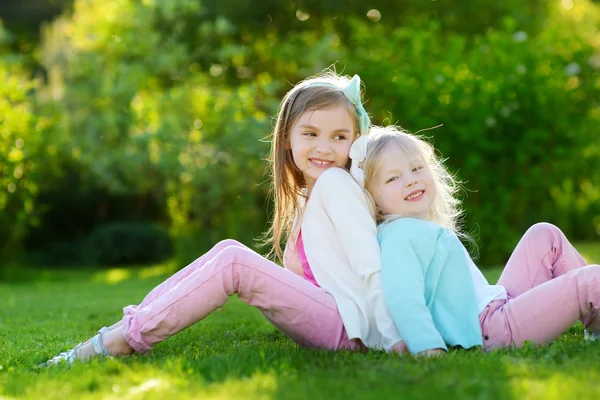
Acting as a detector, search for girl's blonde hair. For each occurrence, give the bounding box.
[264,71,362,261]
[362,126,464,234]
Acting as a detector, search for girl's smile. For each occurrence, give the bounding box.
[309,158,334,168]
[289,104,356,193]
[405,190,425,202]
[373,144,436,219]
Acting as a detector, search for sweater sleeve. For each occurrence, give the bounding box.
[312,168,402,350]
[379,219,447,354]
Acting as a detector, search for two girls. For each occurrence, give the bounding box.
[46,72,596,364]
[45,72,406,365]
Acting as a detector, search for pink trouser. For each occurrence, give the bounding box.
[480,223,600,350]
[120,239,358,353]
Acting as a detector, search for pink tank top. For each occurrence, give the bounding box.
[296,230,320,287]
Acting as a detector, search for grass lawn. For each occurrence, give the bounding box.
[1,242,599,399]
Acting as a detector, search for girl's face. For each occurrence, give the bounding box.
[288,104,356,193]
[372,143,436,219]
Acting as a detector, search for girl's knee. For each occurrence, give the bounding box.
[574,265,600,281]
[215,239,243,248]
[212,239,248,255]
[527,222,559,234]
[215,244,254,267]
[524,222,563,240]
[570,266,600,298]
[571,267,600,318]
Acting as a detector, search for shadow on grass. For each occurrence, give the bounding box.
[2,246,600,399]
[0,261,179,285]
[6,329,600,400]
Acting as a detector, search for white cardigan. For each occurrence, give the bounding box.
[294,168,402,351]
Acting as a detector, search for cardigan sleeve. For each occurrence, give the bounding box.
[311,168,403,351]
[379,219,447,354]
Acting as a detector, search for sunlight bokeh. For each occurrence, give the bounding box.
[508,362,600,399]
[92,261,178,285]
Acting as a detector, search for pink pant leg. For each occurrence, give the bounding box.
[128,239,247,311]
[105,240,249,332]
[111,240,247,333]
[121,245,351,353]
[481,223,599,349]
[482,266,600,349]
[497,223,587,294]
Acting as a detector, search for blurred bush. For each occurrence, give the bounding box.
[0,20,52,264]
[84,222,172,266]
[0,0,598,269]
[351,2,600,261]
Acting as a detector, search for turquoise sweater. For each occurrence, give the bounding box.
[378,218,483,354]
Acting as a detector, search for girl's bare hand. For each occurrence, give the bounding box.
[418,348,445,358]
[390,341,409,355]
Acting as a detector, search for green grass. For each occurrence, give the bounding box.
[1,242,599,399]
[579,242,600,266]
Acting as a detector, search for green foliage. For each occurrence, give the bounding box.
[0,0,599,267]
[34,0,348,264]
[350,3,600,262]
[84,222,172,266]
[0,21,50,262]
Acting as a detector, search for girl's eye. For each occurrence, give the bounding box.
[304,131,317,137]
[412,166,424,172]
[333,135,347,141]
[386,177,398,184]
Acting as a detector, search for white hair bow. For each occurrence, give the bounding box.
[349,134,370,187]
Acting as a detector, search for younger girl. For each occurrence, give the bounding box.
[352,126,600,355]
[45,73,405,365]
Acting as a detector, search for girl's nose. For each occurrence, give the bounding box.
[405,175,419,187]
[315,141,332,154]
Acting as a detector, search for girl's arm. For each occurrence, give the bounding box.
[379,219,447,354]
[311,168,403,351]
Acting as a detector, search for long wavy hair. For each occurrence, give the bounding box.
[263,71,362,261]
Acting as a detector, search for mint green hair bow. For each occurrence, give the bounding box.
[342,75,370,135]
[306,75,371,135]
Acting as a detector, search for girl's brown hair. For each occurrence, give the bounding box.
[264,71,362,261]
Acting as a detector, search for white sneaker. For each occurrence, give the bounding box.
[42,343,82,366]
[41,326,111,367]
[584,329,600,342]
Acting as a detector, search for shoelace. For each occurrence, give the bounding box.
[584,330,600,341]
[41,326,110,367]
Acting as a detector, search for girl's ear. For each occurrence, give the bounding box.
[284,136,291,150]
